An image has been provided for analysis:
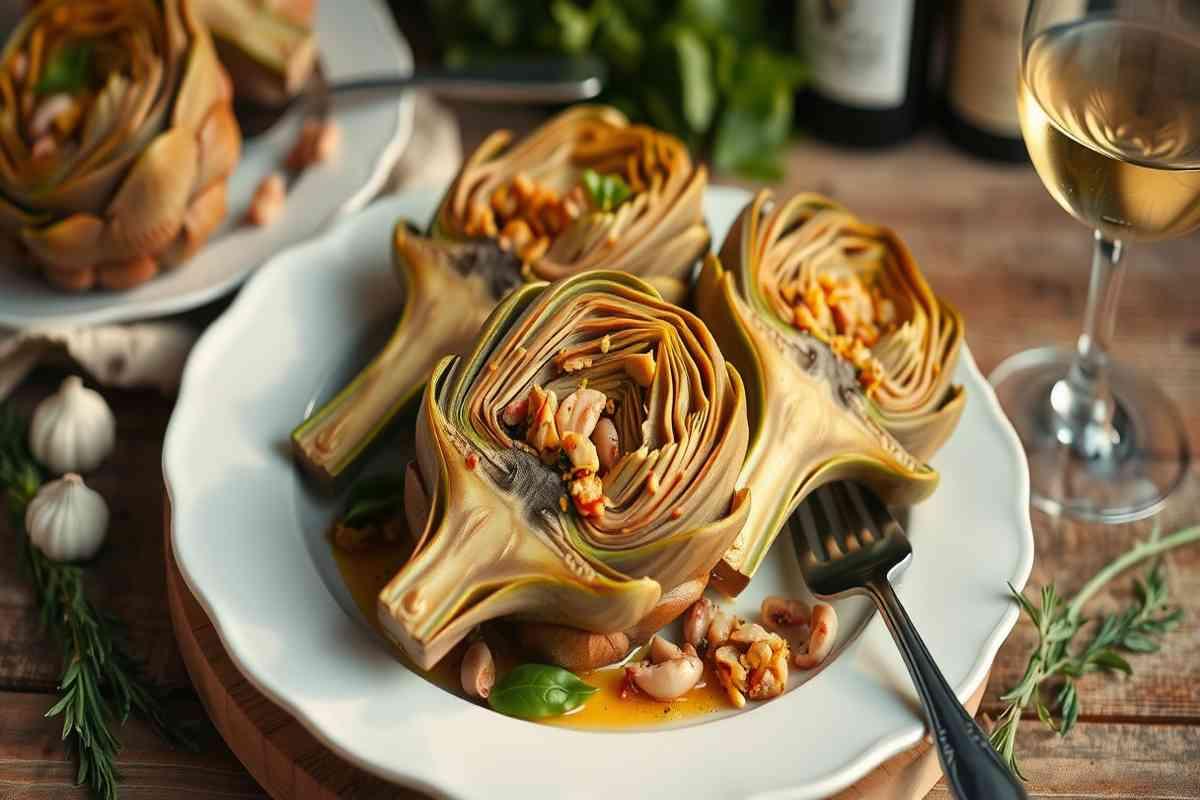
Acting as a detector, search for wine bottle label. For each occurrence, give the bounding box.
[798,0,915,110]
[948,0,1024,136]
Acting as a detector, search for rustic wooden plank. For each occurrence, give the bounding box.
[0,369,191,695]
[0,690,264,799]
[928,720,1200,799]
[984,468,1200,723]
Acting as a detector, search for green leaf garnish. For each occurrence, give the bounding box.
[989,528,1199,780]
[36,41,94,95]
[582,169,631,212]
[488,663,598,719]
[341,472,405,528]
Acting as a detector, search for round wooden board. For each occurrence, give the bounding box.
[164,522,987,800]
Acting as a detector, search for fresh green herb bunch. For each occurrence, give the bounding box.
[1,406,195,800]
[426,0,806,179]
[990,526,1198,779]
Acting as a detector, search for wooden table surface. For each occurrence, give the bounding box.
[3,105,1200,800]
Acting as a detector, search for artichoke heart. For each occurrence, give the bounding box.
[379,271,750,670]
[695,190,965,595]
[293,105,710,480]
[0,0,241,292]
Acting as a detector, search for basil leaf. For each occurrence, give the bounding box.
[582,169,631,212]
[36,42,93,96]
[342,472,405,528]
[488,663,597,719]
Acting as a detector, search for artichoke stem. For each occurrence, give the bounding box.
[291,223,495,482]
[378,477,658,671]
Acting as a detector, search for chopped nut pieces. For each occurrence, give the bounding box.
[332,516,406,553]
[287,118,341,170]
[507,385,622,520]
[467,172,590,264]
[460,641,495,699]
[785,272,896,394]
[624,636,704,701]
[708,613,790,707]
[246,173,286,227]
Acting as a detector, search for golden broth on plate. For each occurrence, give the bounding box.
[331,539,731,729]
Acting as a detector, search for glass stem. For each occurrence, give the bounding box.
[1049,231,1125,458]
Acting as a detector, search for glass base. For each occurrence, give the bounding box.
[990,346,1190,523]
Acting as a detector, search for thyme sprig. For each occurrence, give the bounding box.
[990,525,1199,779]
[1,406,195,800]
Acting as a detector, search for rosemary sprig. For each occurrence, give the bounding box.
[990,525,1199,779]
[0,406,195,800]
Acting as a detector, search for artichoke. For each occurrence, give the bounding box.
[293,105,710,481]
[0,0,241,292]
[378,270,750,670]
[192,0,316,106]
[694,191,964,595]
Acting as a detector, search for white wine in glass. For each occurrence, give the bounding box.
[991,0,1196,522]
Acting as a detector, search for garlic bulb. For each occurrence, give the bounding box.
[30,376,116,475]
[25,474,110,563]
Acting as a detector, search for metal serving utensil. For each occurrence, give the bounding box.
[789,481,1027,800]
[236,57,606,138]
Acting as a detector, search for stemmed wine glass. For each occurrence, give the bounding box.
[991,0,1198,522]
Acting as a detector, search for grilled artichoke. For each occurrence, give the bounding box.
[695,190,964,595]
[0,0,241,292]
[293,105,710,480]
[378,271,750,670]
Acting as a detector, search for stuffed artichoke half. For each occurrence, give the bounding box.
[695,191,965,595]
[0,0,241,292]
[378,271,750,670]
[293,105,709,481]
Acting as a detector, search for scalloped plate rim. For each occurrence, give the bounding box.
[164,186,1034,800]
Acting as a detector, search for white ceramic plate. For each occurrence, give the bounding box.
[0,0,412,330]
[164,187,1034,800]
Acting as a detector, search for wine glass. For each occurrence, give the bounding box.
[990,0,1197,522]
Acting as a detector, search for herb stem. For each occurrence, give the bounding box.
[1066,526,1200,621]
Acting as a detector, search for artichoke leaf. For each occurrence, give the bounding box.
[296,105,711,479]
[379,356,662,671]
[380,271,750,669]
[292,224,519,481]
[696,253,936,595]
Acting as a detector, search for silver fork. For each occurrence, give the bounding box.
[789,481,1027,800]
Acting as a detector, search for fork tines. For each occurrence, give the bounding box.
[790,481,899,563]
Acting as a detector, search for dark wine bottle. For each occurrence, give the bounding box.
[942,0,1029,162]
[796,0,936,148]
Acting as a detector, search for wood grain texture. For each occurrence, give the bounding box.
[0,377,189,696]
[3,106,1200,798]
[0,691,262,800]
[926,721,1200,799]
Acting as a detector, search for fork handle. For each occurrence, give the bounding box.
[867,578,1028,800]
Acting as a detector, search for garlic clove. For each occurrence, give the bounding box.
[30,376,116,475]
[25,473,110,563]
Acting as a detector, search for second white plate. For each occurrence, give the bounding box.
[0,0,412,330]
